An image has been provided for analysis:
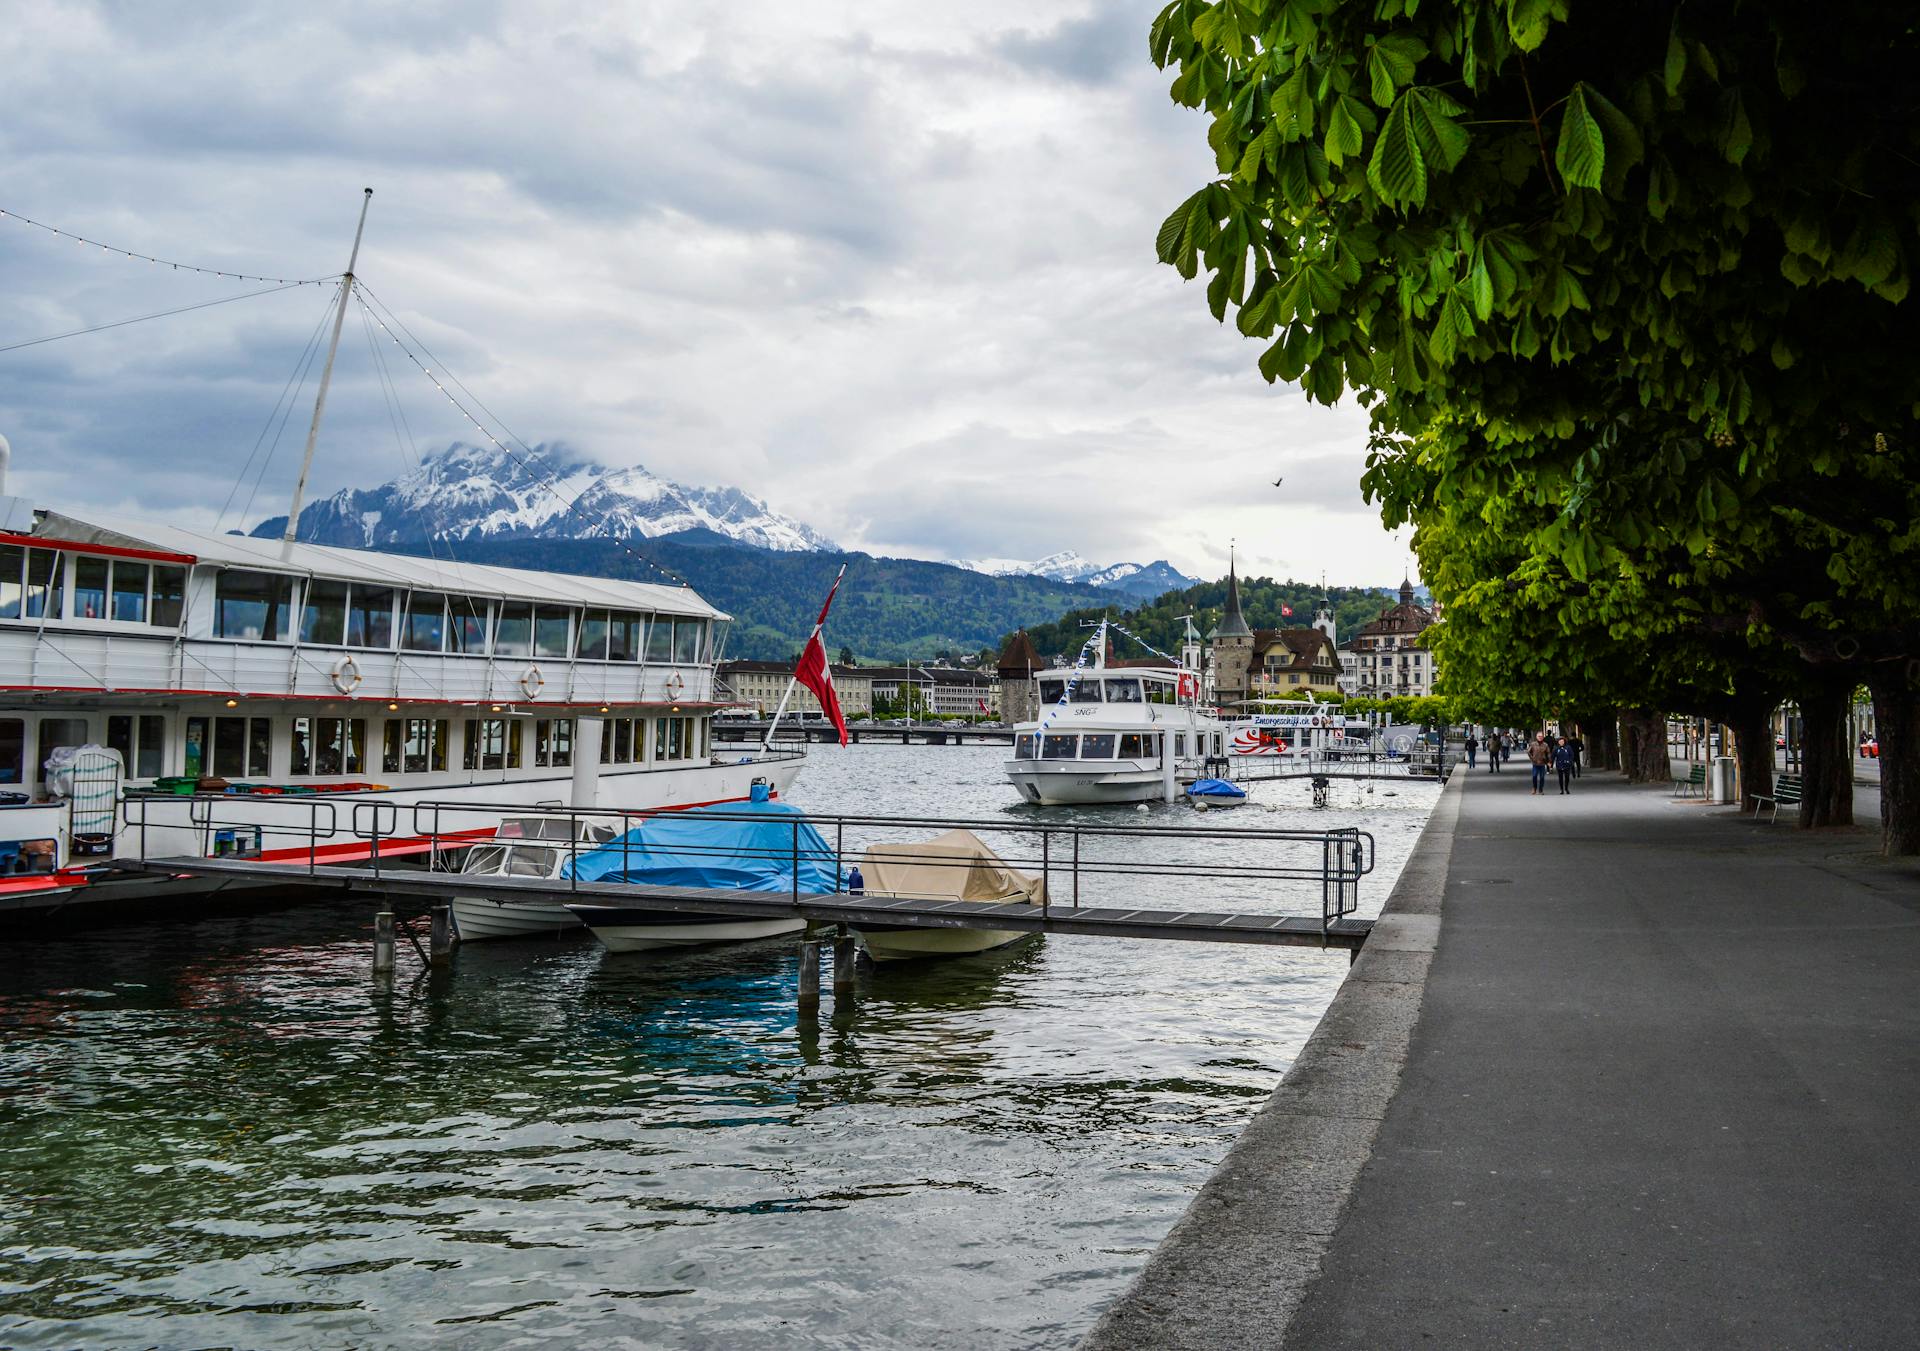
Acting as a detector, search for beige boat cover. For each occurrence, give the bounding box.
[859,829,1048,906]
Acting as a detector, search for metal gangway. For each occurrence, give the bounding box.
[119,795,1377,952]
[1222,747,1451,784]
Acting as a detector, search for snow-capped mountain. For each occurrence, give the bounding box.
[946,551,1200,599]
[250,443,835,552]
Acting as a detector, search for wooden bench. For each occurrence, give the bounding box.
[1671,763,1707,798]
[1751,773,1803,823]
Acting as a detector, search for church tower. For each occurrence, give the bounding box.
[1212,551,1254,708]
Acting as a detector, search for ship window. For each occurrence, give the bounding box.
[608,612,643,662]
[1039,679,1067,705]
[383,718,448,774]
[673,620,704,664]
[0,546,20,619]
[1014,734,1034,759]
[108,561,148,623]
[645,615,673,663]
[292,717,365,776]
[1119,733,1148,758]
[448,596,490,654]
[75,557,108,620]
[25,550,63,619]
[1069,679,1102,703]
[1103,679,1143,703]
[1041,734,1076,759]
[534,607,573,659]
[1080,733,1117,759]
[577,612,610,661]
[494,602,533,657]
[0,718,20,783]
[300,579,349,645]
[150,566,185,628]
[1174,733,1188,756]
[655,716,693,761]
[211,717,246,778]
[402,593,447,652]
[609,718,633,764]
[534,718,575,768]
[215,570,294,641]
[346,586,395,649]
[107,714,167,779]
[461,718,520,771]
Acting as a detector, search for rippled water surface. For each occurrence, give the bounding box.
[1,745,1437,1348]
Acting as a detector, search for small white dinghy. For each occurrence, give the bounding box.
[853,829,1046,962]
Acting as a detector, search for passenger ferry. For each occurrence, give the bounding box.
[0,448,803,920]
[1229,707,1381,760]
[1004,628,1225,806]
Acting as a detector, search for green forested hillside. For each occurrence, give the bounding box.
[1012,578,1401,663]
[407,534,1128,661]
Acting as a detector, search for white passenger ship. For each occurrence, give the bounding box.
[1004,628,1225,806]
[0,450,802,919]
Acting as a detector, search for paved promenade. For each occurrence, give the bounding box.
[1087,767,1920,1349]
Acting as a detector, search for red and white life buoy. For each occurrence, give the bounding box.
[330,655,363,694]
[520,665,545,699]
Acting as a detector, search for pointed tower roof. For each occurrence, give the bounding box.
[1399,575,1415,606]
[1217,553,1253,639]
[996,628,1042,678]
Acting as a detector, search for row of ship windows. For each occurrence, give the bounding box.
[2,548,714,663]
[1035,678,1182,706]
[1013,731,1226,760]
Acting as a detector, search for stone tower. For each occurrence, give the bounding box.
[996,629,1043,724]
[1212,554,1254,708]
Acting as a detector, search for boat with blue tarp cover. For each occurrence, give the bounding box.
[1185,777,1247,808]
[561,789,838,951]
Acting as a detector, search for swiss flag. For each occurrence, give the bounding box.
[1281,603,1294,617]
[794,634,847,745]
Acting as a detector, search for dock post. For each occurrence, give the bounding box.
[373,911,396,974]
[429,905,455,964]
[798,939,821,1014]
[833,929,858,998]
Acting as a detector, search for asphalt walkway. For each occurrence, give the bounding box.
[1283,768,1920,1348]
[1085,766,1920,1349]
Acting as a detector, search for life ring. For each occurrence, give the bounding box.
[520,665,546,699]
[331,655,363,694]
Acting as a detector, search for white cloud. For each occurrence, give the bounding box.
[0,0,1410,585]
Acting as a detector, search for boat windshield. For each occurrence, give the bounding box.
[1041,734,1077,759]
[461,843,564,877]
[1103,679,1143,703]
[1039,679,1067,705]
[1069,680,1103,704]
[1080,734,1116,759]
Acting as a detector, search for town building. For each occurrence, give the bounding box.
[717,660,874,717]
[1341,578,1441,697]
[1249,626,1343,697]
[996,630,1043,724]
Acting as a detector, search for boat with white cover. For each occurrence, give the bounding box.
[852,829,1044,961]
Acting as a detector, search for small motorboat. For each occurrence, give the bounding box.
[1185,777,1248,809]
[852,829,1046,962]
[560,792,836,952]
[449,816,620,940]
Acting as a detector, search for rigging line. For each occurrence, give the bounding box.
[355,282,544,460]
[347,290,696,591]
[357,299,455,588]
[237,296,334,532]
[0,279,329,355]
[0,205,335,285]
[217,282,342,532]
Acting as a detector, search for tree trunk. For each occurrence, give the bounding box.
[1730,705,1774,812]
[1866,659,1920,856]
[1797,677,1855,828]
[1584,714,1620,771]
[1619,708,1671,784]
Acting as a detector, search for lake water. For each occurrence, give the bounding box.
[0,744,1437,1349]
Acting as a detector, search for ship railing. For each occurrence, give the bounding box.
[122,793,342,877]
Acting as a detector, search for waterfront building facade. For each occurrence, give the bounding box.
[1342,579,1441,697]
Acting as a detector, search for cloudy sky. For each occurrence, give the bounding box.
[0,1,1410,585]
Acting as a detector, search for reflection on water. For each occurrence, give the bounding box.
[0,746,1436,1349]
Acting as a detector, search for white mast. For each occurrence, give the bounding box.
[282,188,373,556]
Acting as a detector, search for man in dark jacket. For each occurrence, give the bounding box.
[1553,737,1576,794]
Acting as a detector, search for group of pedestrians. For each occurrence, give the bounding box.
[1463,728,1584,795]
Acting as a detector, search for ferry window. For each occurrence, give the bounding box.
[37,718,90,781]
[673,620,704,664]
[461,718,520,771]
[150,566,185,628]
[645,615,674,663]
[75,557,109,619]
[384,718,447,774]
[1039,679,1067,705]
[1174,733,1188,756]
[215,570,294,641]
[495,602,533,657]
[110,714,165,778]
[1015,734,1034,759]
[110,562,149,623]
[0,545,21,618]
[185,717,208,778]
[1104,679,1143,703]
[295,717,365,776]
[608,612,642,662]
[346,586,396,649]
[402,593,447,652]
[1042,734,1076,759]
[211,717,247,778]
[0,719,21,782]
[577,612,610,661]
[301,578,349,645]
[609,718,633,764]
[25,550,62,619]
[534,607,573,659]
[533,718,574,768]
[248,718,272,777]
[1119,733,1148,758]
[1070,679,1102,704]
[656,716,692,761]
[449,596,490,654]
[1081,734,1117,759]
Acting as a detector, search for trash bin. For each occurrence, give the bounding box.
[1708,756,1738,804]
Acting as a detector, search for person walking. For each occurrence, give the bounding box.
[1569,733,1585,778]
[1553,736,1576,794]
[1465,732,1479,769]
[1526,733,1552,795]
[1488,732,1504,772]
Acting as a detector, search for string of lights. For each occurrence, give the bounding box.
[348,288,697,591]
[0,205,337,285]
[0,279,319,355]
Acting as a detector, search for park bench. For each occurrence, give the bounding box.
[1751,773,1803,823]
[1671,763,1707,798]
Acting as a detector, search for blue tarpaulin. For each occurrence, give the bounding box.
[1186,777,1248,801]
[561,798,842,893]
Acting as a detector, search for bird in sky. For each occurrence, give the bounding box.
[1272,476,1285,487]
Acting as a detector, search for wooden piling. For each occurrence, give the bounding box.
[833,931,858,997]
[429,905,454,964]
[373,911,396,973]
[798,939,821,1013]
